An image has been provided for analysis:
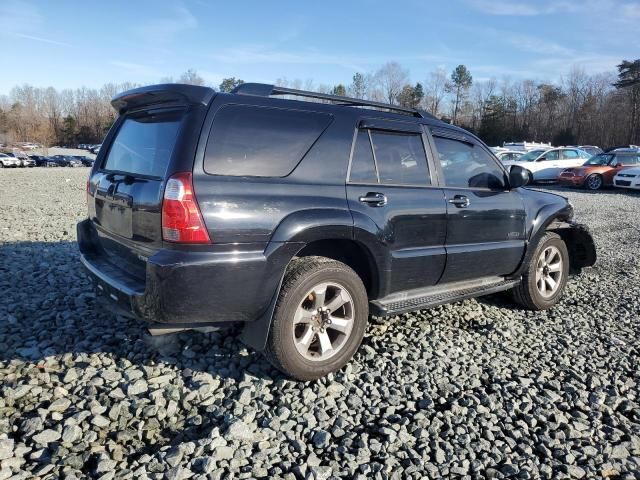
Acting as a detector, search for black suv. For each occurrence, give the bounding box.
[78,83,596,380]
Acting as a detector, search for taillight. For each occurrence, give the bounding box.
[162,172,211,243]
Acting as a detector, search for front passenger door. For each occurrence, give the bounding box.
[535,150,560,180]
[428,127,526,284]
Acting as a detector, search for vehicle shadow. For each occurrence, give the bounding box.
[0,240,282,381]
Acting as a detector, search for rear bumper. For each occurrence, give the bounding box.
[77,219,299,325]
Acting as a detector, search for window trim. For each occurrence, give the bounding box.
[347,119,436,188]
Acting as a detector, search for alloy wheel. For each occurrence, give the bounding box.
[535,246,563,298]
[292,282,355,361]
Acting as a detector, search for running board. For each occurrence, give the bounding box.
[370,276,520,316]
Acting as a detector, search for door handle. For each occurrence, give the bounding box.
[449,195,470,208]
[358,192,387,207]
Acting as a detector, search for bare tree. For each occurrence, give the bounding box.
[374,62,409,105]
[424,68,448,117]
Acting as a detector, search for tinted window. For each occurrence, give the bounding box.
[542,150,559,161]
[561,149,580,160]
[614,154,640,165]
[103,110,183,177]
[370,130,430,186]
[204,105,332,177]
[349,131,377,183]
[432,136,506,189]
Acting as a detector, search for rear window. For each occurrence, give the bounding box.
[204,105,332,177]
[103,110,183,177]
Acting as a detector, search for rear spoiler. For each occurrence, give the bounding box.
[111,84,216,114]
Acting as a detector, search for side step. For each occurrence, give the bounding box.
[370,276,520,316]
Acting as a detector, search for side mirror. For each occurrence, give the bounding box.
[509,165,529,189]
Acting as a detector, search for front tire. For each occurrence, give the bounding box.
[512,232,569,310]
[585,174,603,191]
[264,256,369,381]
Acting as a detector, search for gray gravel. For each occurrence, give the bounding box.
[1,168,639,479]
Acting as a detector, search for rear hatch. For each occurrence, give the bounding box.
[88,108,185,280]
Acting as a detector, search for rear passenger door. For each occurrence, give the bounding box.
[560,149,587,170]
[346,119,447,295]
[427,127,526,284]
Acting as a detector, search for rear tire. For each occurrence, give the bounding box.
[264,256,368,381]
[585,174,603,191]
[512,232,569,310]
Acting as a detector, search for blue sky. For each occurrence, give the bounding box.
[1,0,638,93]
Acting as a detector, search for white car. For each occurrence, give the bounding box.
[502,147,591,182]
[0,153,21,168]
[613,166,640,191]
[495,150,524,163]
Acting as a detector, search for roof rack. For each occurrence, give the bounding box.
[230,82,433,119]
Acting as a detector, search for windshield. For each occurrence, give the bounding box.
[518,149,546,162]
[584,154,613,166]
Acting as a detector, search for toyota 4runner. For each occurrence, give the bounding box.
[78,83,596,380]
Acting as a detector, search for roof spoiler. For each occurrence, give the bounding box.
[111,84,216,114]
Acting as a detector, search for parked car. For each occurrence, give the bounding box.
[613,166,640,191]
[577,145,603,157]
[72,155,94,166]
[502,141,552,152]
[502,147,591,182]
[28,155,59,167]
[89,144,102,154]
[558,151,640,190]
[604,145,640,152]
[78,83,596,380]
[0,153,21,168]
[52,155,84,167]
[495,150,524,163]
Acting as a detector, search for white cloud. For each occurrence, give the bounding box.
[466,0,579,15]
[135,5,197,41]
[500,32,574,56]
[0,0,72,47]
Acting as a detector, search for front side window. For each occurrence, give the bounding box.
[432,135,506,189]
[614,154,640,166]
[103,110,183,177]
[541,150,559,161]
[204,105,332,177]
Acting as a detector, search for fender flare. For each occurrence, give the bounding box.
[508,203,595,279]
[241,208,354,351]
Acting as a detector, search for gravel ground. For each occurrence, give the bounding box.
[0,168,639,480]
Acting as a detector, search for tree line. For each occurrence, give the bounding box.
[1,61,638,148]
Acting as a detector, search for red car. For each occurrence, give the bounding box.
[558,151,640,190]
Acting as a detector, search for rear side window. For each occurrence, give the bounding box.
[561,149,580,159]
[349,128,430,186]
[349,131,378,183]
[371,131,430,186]
[103,110,183,177]
[204,105,332,177]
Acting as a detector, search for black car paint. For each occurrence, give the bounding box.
[78,84,596,348]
